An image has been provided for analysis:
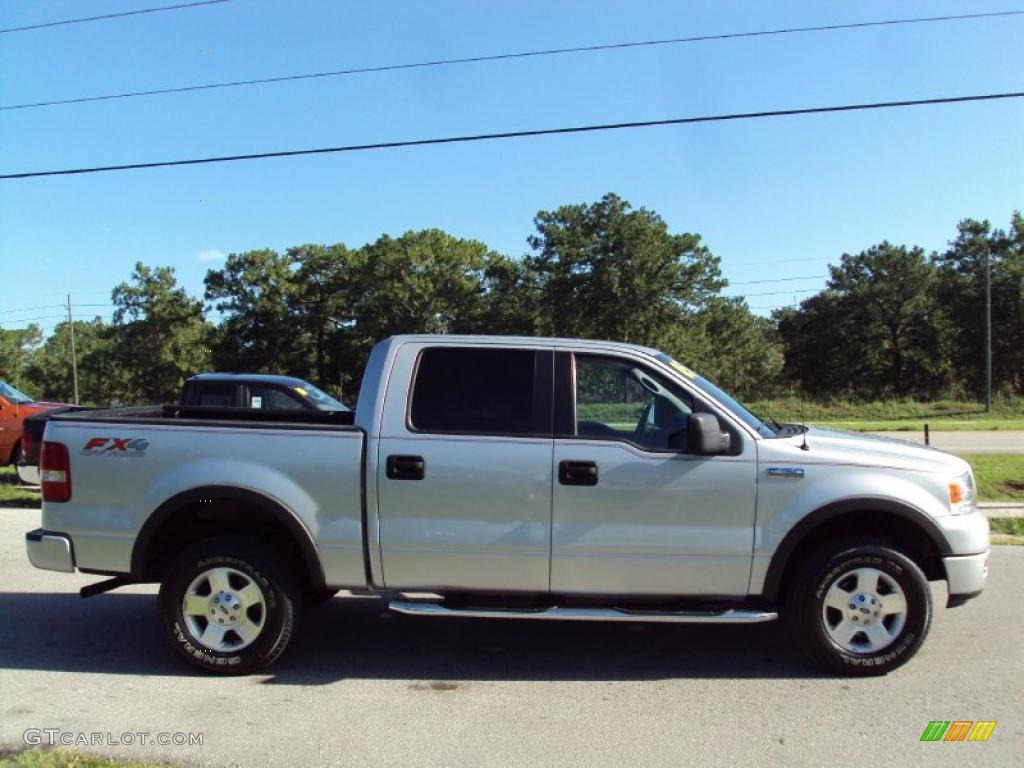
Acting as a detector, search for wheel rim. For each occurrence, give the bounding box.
[821,567,907,653]
[182,567,266,652]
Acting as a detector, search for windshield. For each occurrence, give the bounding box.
[296,382,349,411]
[0,381,34,405]
[654,353,775,438]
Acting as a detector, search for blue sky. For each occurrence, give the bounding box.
[1,0,1022,337]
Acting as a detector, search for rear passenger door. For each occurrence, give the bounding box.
[376,344,554,592]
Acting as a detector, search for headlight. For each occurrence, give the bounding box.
[948,471,977,515]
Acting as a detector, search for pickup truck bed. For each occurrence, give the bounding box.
[40,405,364,588]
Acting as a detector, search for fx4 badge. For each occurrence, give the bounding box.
[82,437,150,457]
[767,467,805,479]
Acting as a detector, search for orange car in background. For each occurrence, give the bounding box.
[0,381,69,466]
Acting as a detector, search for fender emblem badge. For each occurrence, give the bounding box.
[767,467,805,478]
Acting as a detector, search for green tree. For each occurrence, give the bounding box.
[933,213,1024,396]
[24,318,119,404]
[290,243,351,390]
[673,297,783,398]
[111,263,212,403]
[526,193,724,343]
[826,242,943,397]
[775,293,859,397]
[204,249,312,377]
[0,324,42,393]
[333,229,515,394]
[777,243,944,398]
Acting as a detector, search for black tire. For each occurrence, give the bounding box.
[787,542,932,676]
[158,536,300,675]
[10,441,21,467]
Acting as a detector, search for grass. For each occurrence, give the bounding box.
[745,396,1024,432]
[961,454,1024,503]
[0,465,39,506]
[0,749,172,768]
[990,517,1024,546]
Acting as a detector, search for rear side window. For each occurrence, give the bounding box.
[186,382,236,407]
[410,348,540,435]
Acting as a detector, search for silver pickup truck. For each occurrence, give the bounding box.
[26,335,989,676]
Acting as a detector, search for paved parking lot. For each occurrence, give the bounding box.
[1,507,1021,767]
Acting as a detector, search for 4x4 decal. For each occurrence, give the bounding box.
[82,437,150,456]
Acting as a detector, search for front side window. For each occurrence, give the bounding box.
[410,347,538,435]
[296,382,348,411]
[574,355,693,451]
[247,385,307,410]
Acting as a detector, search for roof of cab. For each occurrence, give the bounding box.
[187,373,310,386]
[382,334,664,359]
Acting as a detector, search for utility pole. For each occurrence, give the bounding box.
[984,247,992,412]
[67,292,79,405]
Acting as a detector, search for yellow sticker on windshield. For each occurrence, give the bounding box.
[293,386,309,396]
[669,360,697,380]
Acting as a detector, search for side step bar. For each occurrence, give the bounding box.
[389,601,777,624]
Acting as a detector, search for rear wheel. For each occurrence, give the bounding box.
[787,542,931,676]
[158,536,300,674]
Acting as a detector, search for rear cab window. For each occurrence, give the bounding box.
[409,347,551,436]
[184,382,237,407]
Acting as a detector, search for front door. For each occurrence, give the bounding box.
[376,344,554,592]
[551,351,757,597]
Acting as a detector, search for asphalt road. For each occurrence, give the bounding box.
[1,508,1021,768]
[868,430,1024,454]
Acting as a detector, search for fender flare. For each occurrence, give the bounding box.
[131,485,325,589]
[759,498,953,602]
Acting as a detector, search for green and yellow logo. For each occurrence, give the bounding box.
[920,721,996,742]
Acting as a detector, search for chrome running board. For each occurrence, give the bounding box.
[388,601,777,624]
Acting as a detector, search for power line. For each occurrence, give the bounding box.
[0,0,230,35]
[724,288,820,298]
[0,310,115,326]
[0,314,70,326]
[2,9,1020,112]
[0,304,64,315]
[728,256,827,267]
[0,302,112,315]
[4,90,1022,181]
[728,274,826,286]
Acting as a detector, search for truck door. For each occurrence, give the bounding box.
[550,351,757,596]
[376,344,554,592]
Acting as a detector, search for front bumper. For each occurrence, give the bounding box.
[943,549,989,606]
[25,529,75,573]
[16,461,39,486]
[935,511,989,607]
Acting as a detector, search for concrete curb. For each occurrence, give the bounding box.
[980,503,1024,519]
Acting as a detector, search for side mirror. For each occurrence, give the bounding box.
[686,413,730,455]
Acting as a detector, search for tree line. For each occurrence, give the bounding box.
[1,194,1021,406]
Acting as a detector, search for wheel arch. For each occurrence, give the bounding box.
[760,498,952,603]
[3,438,19,466]
[131,486,325,592]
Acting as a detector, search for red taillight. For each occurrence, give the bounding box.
[40,441,71,502]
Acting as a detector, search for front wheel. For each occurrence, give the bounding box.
[787,542,932,676]
[158,537,300,674]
